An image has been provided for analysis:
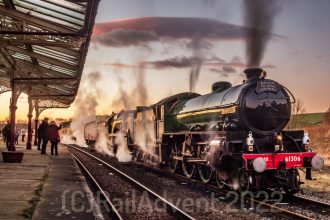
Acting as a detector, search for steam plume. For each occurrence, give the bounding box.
[69,72,101,147]
[188,39,204,92]
[244,0,280,67]
[114,131,132,162]
[95,125,114,157]
[111,63,149,110]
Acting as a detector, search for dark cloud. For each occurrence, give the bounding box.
[93,17,252,47]
[104,56,275,75]
[105,62,137,68]
[222,66,237,73]
[93,28,158,47]
[209,68,229,77]
[144,57,200,69]
[209,66,237,77]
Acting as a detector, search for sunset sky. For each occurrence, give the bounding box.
[1,0,330,121]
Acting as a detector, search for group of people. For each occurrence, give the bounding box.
[1,118,62,156]
[0,121,24,147]
[38,118,62,155]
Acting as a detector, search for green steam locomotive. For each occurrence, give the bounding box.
[86,68,324,194]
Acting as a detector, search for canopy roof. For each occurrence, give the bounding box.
[0,0,100,109]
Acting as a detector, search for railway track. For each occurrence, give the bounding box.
[69,144,196,220]
[72,154,123,220]
[68,144,330,220]
[288,194,330,211]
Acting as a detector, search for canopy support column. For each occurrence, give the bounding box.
[2,82,24,163]
[33,100,40,146]
[26,95,33,150]
[8,84,20,151]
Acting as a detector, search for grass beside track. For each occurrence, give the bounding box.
[21,171,49,219]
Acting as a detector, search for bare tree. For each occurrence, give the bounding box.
[324,105,330,125]
[287,98,307,129]
[292,98,306,115]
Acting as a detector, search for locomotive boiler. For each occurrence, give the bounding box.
[87,68,324,194]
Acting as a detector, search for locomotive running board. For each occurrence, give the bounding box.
[172,156,207,164]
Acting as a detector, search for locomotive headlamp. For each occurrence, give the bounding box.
[311,155,324,171]
[276,135,283,141]
[253,157,267,173]
[275,134,284,151]
[303,131,310,145]
[246,131,254,152]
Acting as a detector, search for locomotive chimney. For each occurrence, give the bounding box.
[244,68,266,81]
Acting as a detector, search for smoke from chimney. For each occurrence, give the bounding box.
[244,0,280,68]
[187,39,206,92]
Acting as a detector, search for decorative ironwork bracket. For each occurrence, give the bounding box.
[0,85,11,94]
[0,14,85,48]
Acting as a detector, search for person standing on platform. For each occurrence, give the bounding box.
[3,121,11,149]
[38,118,49,155]
[21,128,26,142]
[48,121,62,156]
[15,127,19,145]
[37,120,42,150]
[2,124,7,143]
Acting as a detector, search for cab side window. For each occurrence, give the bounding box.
[113,123,121,133]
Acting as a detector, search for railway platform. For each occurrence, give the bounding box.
[0,143,100,220]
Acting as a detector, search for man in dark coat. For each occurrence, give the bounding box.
[2,121,11,149]
[37,121,43,150]
[38,118,49,155]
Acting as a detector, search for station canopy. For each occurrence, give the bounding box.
[0,0,100,109]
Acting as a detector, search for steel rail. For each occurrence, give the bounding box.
[68,144,196,220]
[72,154,123,220]
[289,194,330,211]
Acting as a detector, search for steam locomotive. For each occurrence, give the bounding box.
[84,68,324,194]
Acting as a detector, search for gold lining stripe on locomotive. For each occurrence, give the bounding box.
[176,106,236,119]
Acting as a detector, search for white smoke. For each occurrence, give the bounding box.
[109,62,157,161]
[114,131,132,162]
[135,109,156,156]
[60,134,75,145]
[95,124,114,156]
[70,72,101,147]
